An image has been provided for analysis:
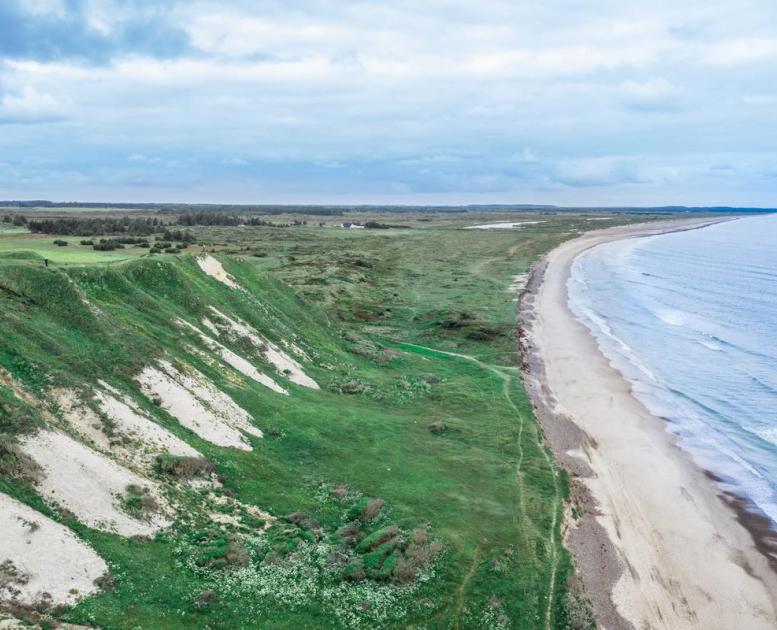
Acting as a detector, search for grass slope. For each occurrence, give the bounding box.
[0,213,654,629]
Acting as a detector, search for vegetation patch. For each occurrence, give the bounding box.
[154,454,216,480]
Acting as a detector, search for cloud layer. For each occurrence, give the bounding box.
[1,0,777,205]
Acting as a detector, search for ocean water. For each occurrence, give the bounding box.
[568,214,777,525]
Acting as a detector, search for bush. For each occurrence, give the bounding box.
[192,590,217,610]
[53,239,68,247]
[360,497,384,522]
[562,593,596,630]
[192,531,250,570]
[429,421,448,435]
[155,454,215,479]
[121,484,158,516]
[0,442,42,483]
[80,239,94,246]
[355,525,399,553]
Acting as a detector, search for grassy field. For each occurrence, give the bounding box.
[0,234,148,263]
[0,210,657,629]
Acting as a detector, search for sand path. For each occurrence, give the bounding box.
[523,218,777,629]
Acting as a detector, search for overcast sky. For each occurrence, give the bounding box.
[1,0,777,206]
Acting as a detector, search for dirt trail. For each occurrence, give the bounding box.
[396,341,561,629]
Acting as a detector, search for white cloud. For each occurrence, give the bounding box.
[703,38,777,66]
[619,78,681,110]
[1,0,777,204]
[0,86,68,123]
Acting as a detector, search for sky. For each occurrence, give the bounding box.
[1,0,777,206]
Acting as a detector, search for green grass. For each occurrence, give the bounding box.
[0,211,660,629]
[0,235,138,263]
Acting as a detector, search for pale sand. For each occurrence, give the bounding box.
[137,360,263,450]
[208,307,320,389]
[18,429,172,537]
[522,218,777,629]
[94,384,202,459]
[177,318,289,395]
[197,255,241,289]
[0,492,106,607]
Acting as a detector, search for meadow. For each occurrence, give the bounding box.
[0,209,655,629]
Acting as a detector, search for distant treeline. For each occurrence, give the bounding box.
[0,201,343,216]
[177,212,310,227]
[3,200,775,216]
[26,217,165,236]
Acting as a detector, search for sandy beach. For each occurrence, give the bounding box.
[520,218,777,629]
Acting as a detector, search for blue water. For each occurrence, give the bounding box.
[568,214,777,525]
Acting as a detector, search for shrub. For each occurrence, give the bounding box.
[332,483,349,499]
[193,531,250,570]
[355,525,399,554]
[121,484,158,516]
[393,556,418,584]
[429,421,448,435]
[94,574,117,591]
[80,240,94,246]
[337,520,361,543]
[0,442,42,483]
[53,239,68,247]
[562,593,596,630]
[192,589,218,610]
[155,454,215,479]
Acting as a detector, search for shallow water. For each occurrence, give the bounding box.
[569,214,777,525]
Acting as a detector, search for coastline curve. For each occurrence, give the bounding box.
[518,218,777,629]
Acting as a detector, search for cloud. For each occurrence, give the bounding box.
[619,78,682,111]
[704,38,777,66]
[0,85,68,123]
[0,0,776,205]
[0,0,190,63]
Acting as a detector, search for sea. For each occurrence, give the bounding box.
[568,214,777,526]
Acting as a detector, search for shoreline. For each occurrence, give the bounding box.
[518,218,777,629]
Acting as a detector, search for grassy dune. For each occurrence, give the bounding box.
[0,212,650,628]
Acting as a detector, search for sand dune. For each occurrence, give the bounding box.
[197,255,241,289]
[178,318,288,394]
[95,384,202,458]
[208,307,320,389]
[0,492,106,606]
[18,429,171,536]
[137,360,262,450]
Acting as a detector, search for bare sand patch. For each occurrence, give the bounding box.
[53,386,201,470]
[178,319,288,395]
[506,273,528,301]
[94,384,202,458]
[208,307,319,389]
[137,360,262,450]
[0,493,106,607]
[196,255,241,289]
[202,316,221,337]
[18,429,171,536]
[282,339,311,362]
[206,492,274,532]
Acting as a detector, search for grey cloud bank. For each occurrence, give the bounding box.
[1,0,776,205]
